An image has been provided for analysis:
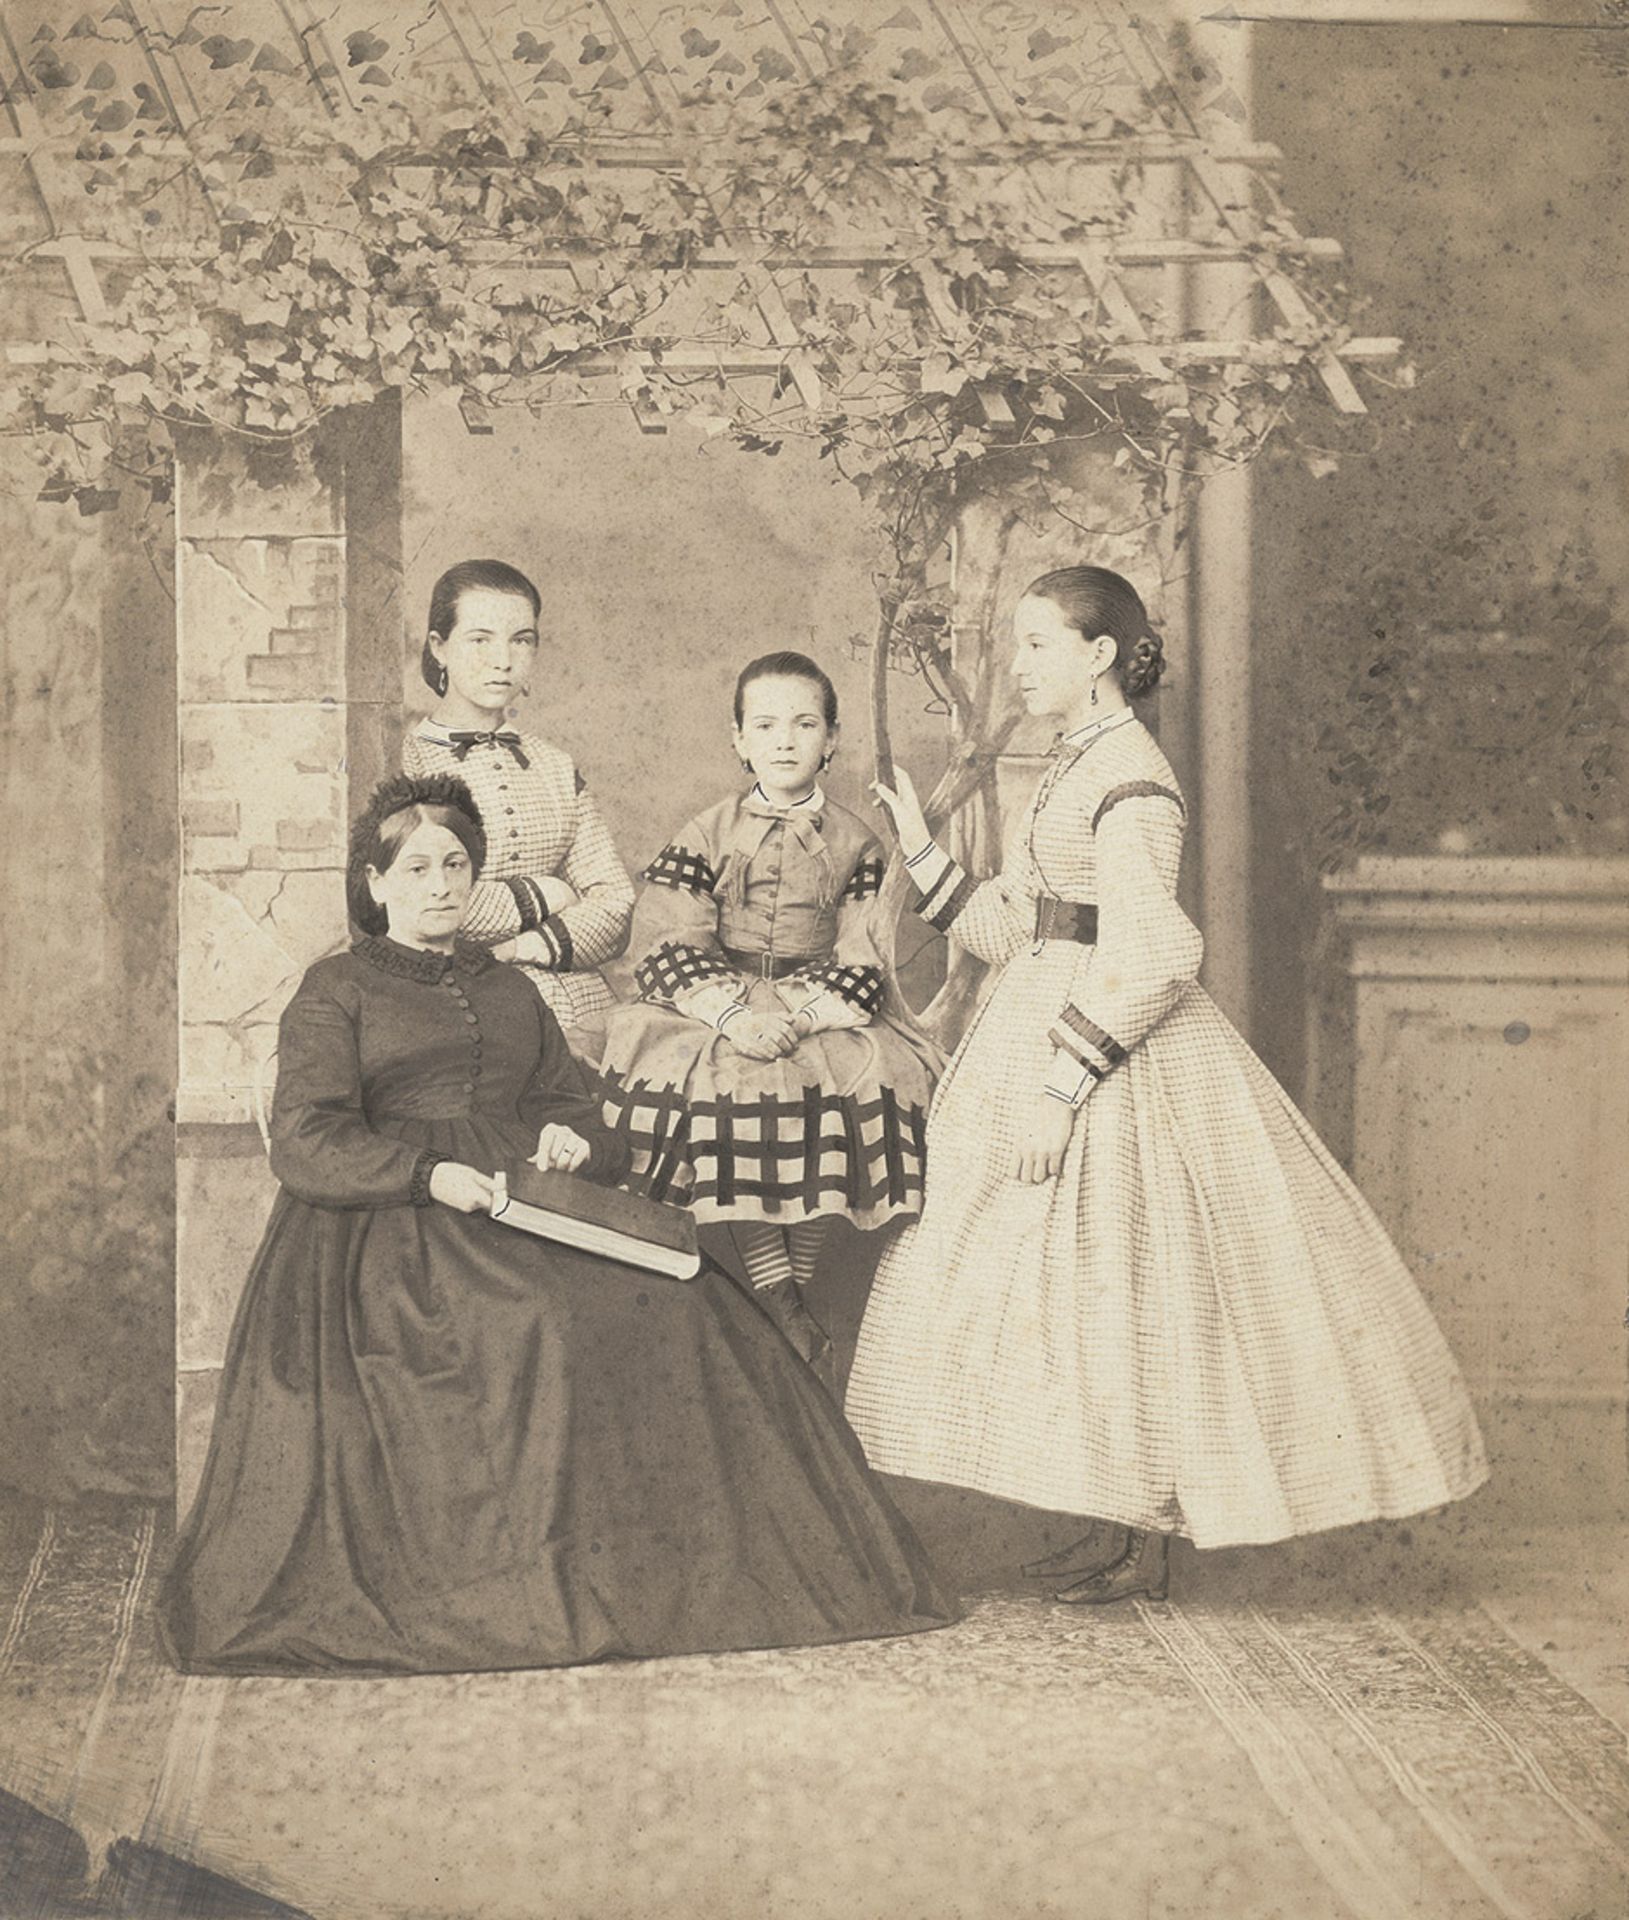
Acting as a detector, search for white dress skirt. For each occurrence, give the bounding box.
[844,717,1488,1549]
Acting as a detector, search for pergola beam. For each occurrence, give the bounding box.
[1108,8,1370,415]
[4,337,1401,375]
[33,236,1349,274]
[0,15,111,326]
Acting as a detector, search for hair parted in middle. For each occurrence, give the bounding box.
[419,558,543,695]
[733,651,840,728]
[346,771,487,934]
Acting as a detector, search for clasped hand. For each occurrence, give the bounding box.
[723,1009,809,1062]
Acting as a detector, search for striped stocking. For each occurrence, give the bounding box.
[733,1222,793,1293]
[786,1219,831,1290]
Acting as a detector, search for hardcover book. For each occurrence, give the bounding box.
[489,1165,701,1281]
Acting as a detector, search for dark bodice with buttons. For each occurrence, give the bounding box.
[267,937,623,1209]
[343,938,524,1123]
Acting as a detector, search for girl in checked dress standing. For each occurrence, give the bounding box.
[600,652,940,1387]
[404,559,634,1062]
[847,566,1487,1602]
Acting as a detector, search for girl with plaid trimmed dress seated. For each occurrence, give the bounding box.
[849,566,1487,1604]
[599,653,941,1387]
[404,559,634,1062]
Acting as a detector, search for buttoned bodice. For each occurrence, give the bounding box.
[338,939,536,1127]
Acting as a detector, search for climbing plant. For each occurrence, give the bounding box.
[0,9,1395,1033]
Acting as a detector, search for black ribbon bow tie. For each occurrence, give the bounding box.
[446,729,529,768]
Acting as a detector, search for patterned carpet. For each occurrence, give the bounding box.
[1,1496,1626,1920]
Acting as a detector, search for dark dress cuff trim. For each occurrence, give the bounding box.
[919,868,976,932]
[409,1150,447,1208]
[505,876,544,932]
[801,961,884,1016]
[1050,1005,1128,1078]
[635,940,734,999]
[540,916,574,972]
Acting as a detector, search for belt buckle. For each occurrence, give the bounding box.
[758,951,778,980]
[1036,896,1058,942]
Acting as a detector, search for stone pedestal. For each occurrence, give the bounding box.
[1322,855,1629,1521]
[174,400,403,1512]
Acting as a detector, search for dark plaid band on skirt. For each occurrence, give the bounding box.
[596,1064,929,1227]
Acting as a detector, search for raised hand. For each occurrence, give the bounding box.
[869,765,931,858]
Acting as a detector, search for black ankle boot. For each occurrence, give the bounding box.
[1054,1529,1170,1606]
[1021,1522,1130,1582]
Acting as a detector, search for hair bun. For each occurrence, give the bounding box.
[1124,631,1166,698]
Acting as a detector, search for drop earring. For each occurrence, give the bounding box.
[820,752,833,770]
[1090,676,1098,708]
[436,664,449,697]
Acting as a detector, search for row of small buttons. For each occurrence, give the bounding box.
[441,969,484,1098]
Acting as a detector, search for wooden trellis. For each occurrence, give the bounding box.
[0,0,1395,429]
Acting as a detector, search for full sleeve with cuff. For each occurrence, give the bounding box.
[1044,787,1201,1106]
[776,840,888,1033]
[552,777,635,969]
[629,825,750,1032]
[902,839,1030,969]
[268,973,442,1210]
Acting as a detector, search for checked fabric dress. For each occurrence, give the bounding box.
[404,720,634,1050]
[599,786,942,1229]
[845,714,1488,1548]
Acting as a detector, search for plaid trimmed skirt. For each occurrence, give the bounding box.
[598,983,939,1229]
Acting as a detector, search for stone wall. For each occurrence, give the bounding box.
[174,403,402,1507]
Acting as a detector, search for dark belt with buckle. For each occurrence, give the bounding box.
[721,945,810,981]
[1034,897,1098,944]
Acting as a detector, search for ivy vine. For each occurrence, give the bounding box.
[1,15,1392,1035]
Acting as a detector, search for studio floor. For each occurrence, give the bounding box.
[0,1485,1625,1920]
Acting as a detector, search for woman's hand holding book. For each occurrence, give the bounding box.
[534,1124,592,1174]
[430,1163,497,1213]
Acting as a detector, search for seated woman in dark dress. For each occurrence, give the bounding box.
[160,773,955,1676]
